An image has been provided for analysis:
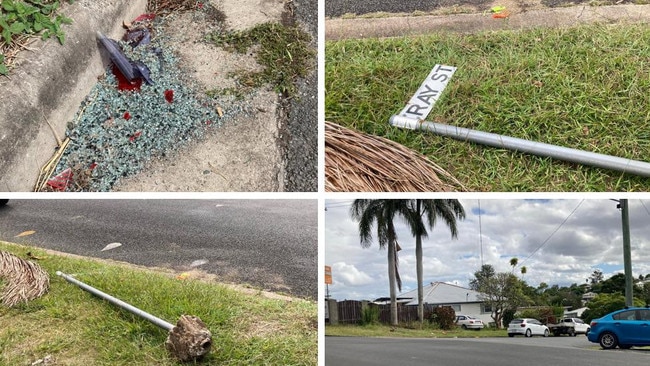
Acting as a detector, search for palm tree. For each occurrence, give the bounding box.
[407,199,465,325]
[350,199,411,326]
[351,199,465,326]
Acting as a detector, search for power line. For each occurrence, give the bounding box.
[519,199,585,266]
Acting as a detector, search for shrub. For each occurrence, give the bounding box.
[430,306,456,330]
[360,304,379,326]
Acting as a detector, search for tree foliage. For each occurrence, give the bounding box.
[469,264,531,328]
[430,306,456,330]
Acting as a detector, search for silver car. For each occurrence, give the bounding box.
[507,318,550,337]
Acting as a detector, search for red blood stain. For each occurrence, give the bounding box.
[206,120,212,126]
[129,131,142,142]
[133,13,156,22]
[89,162,98,170]
[46,168,73,191]
[123,111,131,120]
[164,89,174,103]
[197,2,204,8]
[112,65,142,91]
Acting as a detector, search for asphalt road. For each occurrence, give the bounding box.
[325,336,650,366]
[325,0,493,17]
[324,0,628,17]
[284,0,318,192]
[0,199,317,299]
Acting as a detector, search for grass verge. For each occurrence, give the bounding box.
[326,324,507,338]
[325,23,650,191]
[0,242,317,366]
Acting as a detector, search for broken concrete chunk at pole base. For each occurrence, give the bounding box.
[389,115,650,178]
[56,271,212,362]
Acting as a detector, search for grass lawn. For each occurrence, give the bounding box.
[325,324,507,338]
[0,242,317,366]
[325,23,650,191]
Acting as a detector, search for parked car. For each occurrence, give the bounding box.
[455,315,484,330]
[507,318,549,337]
[587,307,650,349]
[547,317,590,336]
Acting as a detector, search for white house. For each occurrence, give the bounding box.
[390,281,495,326]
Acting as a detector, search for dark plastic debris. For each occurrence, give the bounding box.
[96,31,153,85]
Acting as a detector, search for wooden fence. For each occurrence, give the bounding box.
[334,300,438,324]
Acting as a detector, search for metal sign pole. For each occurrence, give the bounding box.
[390,115,650,178]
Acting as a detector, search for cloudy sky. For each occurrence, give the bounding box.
[324,198,650,301]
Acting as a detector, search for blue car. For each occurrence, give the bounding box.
[587,307,650,349]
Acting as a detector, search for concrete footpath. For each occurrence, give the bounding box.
[326,4,650,40]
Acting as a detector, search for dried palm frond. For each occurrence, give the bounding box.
[0,251,50,307]
[325,121,466,192]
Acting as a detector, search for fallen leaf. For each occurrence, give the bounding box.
[15,230,36,237]
[101,242,122,251]
[217,107,223,117]
[491,5,506,13]
[177,272,190,280]
[190,259,208,268]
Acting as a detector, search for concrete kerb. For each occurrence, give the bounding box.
[0,0,148,192]
[325,4,650,40]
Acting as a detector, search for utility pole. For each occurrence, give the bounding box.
[619,199,634,306]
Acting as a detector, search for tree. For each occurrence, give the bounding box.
[407,199,465,325]
[350,200,412,326]
[470,264,530,328]
[589,269,604,285]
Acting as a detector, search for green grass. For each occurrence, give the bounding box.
[208,22,315,97]
[325,23,650,191]
[0,242,317,366]
[326,324,508,338]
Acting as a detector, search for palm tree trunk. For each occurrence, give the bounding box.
[416,235,424,325]
[416,200,424,325]
[387,232,398,326]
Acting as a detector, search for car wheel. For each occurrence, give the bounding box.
[525,329,532,337]
[508,333,515,337]
[585,327,590,336]
[599,332,618,350]
[568,328,575,337]
[544,329,549,337]
[461,324,467,330]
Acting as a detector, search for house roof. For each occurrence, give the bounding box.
[395,282,485,306]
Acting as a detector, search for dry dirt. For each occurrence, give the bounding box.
[113,0,289,192]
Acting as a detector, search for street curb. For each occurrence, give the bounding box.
[325,4,650,40]
[0,0,148,192]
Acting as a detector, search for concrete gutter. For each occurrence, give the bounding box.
[325,4,650,40]
[0,0,147,192]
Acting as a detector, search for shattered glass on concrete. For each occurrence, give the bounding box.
[51,18,227,191]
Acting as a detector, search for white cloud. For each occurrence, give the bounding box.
[332,262,374,286]
[325,199,650,300]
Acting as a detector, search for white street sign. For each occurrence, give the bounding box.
[398,64,456,121]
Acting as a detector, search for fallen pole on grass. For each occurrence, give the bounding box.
[390,115,650,178]
[57,271,212,362]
